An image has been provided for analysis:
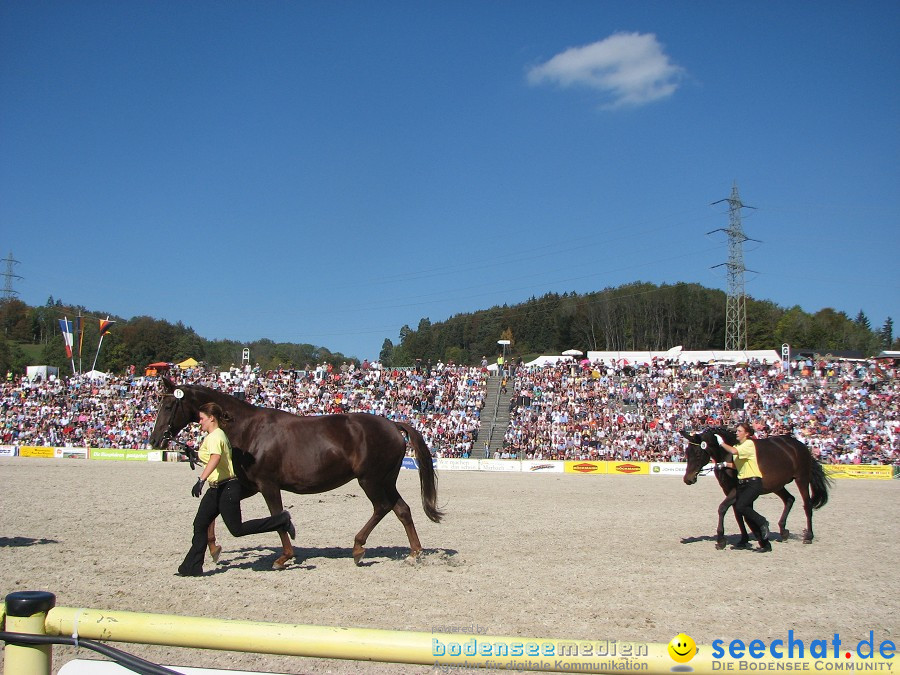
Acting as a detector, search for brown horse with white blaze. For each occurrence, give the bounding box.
[149,377,443,568]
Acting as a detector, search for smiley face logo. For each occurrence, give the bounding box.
[668,633,697,663]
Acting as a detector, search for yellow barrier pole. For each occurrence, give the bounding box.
[45,606,672,671]
[3,591,56,675]
[33,602,899,674]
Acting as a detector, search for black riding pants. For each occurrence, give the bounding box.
[178,480,287,575]
[734,477,767,537]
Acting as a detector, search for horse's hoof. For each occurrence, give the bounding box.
[209,544,222,564]
[780,530,790,542]
[715,541,726,550]
[353,547,366,565]
[803,538,813,545]
[273,554,292,570]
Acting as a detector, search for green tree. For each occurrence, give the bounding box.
[379,338,394,366]
[0,299,30,340]
[0,334,28,376]
[880,318,894,349]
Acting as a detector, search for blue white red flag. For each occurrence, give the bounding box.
[59,318,74,358]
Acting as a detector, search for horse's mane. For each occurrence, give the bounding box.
[190,382,259,412]
[165,378,258,415]
[707,426,738,445]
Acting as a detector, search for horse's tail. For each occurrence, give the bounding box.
[808,455,833,510]
[396,422,444,523]
[794,438,833,510]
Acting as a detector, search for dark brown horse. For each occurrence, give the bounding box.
[680,427,832,549]
[149,377,443,568]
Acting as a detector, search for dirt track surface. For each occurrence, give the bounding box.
[1,458,897,674]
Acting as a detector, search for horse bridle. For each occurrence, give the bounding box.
[685,434,727,477]
[159,391,200,470]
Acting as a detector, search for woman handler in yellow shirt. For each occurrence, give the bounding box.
[716,422,771,552]
[177,402,294,576]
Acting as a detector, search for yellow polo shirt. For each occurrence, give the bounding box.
[732,439,762,480]
[198,427,235,483]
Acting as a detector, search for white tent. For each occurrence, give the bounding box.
[523,355,575,367]
[585,349,781,366]
[83,369,109,380]
[26,365,59,381]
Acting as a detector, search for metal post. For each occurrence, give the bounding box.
[4,591,56,675]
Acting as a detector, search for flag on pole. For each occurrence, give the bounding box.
[92,316,115,372]
[59,318,74,358]
[74,316,84,358]
[99,319,116,336]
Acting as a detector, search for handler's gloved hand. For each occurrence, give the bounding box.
[714,462,728,470]
[191,478,205,498]
[714,434,725,446]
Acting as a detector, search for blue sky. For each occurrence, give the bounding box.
[2,1,898,360]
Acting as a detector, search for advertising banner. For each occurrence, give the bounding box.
[89,449,161,461]
[19,446,56,458]
[0,445,17,457]
[56,447,89,459]
[649,462,690,477]
[564,461,608,475]
[90,449,130,461]
[609,461,649,475]
[478,459,522,472]
[824,464,893,480]
[521,460,564,473]
[401,457,439,471]
[436,458,480,472]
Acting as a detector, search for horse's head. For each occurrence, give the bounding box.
[679,427,736,485]
[148,377,199,450]
[679,430,707,485]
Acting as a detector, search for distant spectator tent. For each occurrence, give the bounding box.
[25,365,59,382]
[145,362,172,376]
[876,351,900,367]
[585,349,781,366]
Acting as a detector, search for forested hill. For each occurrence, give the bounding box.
[0,281,895,374]
[0,297,353,375]
[378,281,894,366]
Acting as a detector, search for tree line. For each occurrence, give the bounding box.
[0,282,895,375]
[0,297,353,376]
[378,281,896,366]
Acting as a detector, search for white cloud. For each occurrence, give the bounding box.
[527,32,684,109]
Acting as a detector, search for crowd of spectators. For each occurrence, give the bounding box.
[1,356,897,466]
[503,357,898,465]
[1,361,486,457]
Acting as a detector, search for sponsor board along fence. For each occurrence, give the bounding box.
[1,444,895,479]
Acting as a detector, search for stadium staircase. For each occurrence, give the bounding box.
[476,374,513,459]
